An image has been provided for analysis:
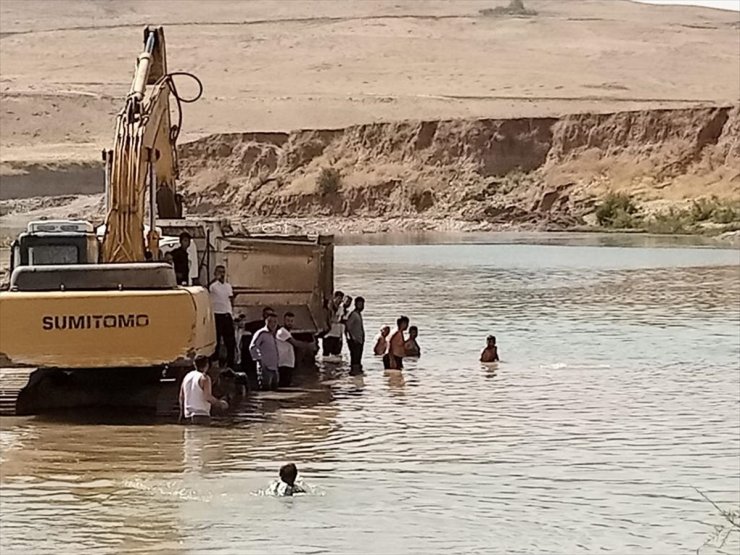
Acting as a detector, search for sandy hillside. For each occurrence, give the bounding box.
[0,0,738,236]
[1,0,738,165]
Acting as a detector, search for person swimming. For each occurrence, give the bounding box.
[404,325,421,357]
[480,335,500,362]
[267,463,306,497]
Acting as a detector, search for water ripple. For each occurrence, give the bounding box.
[1,239,738,554]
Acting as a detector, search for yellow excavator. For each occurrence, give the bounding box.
[0,27,216,415]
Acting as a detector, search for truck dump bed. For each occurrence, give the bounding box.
[222,235,334,333]
[157,220,334,336]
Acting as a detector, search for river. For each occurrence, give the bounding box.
[0,234,738,554]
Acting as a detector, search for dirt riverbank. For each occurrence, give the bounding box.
[1,1,738,238]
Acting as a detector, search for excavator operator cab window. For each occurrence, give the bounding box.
[11,220,99,270]
[14,233,98,269]
[28,244,79,265]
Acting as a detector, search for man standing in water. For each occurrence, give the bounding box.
[384,316,409,370]
[345,297,365,373]
[249,312,281,390]
[323,291,345,357]
[340,295,353,333]
[276,311,299,387]
[179,355,228,425]
[209,265,236,369]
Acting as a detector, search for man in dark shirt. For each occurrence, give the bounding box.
[345,296,365,374]
[170,232,191,285]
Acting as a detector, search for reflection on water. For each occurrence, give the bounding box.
[385,369,407,395]
[336,230,740,249]
[1,236,739,554]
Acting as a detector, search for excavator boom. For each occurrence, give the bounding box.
[102,26,181,263]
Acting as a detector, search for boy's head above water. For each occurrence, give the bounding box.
[486,335,496,347]
[280,463,298,486]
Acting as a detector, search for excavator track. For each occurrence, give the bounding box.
[0,366,184,417]
[0,367,35,416]
[155,377,180,417]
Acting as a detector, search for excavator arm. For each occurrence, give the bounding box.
[102,26,193,263]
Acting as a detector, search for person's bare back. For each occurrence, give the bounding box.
[373,326,391,356]
[384,316,409,370]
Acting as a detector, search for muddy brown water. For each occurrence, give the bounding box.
[1,234,739,554]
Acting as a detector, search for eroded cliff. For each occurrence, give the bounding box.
[178,105,739,230]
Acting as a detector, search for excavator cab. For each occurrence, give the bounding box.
[10,220,100,272]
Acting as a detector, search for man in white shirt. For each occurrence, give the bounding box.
[266,463,307,497]
[187,239,199,285]
[275,311,316,387]
[209,265,236,369]
[276,312,297,387]
[323,291,345,358]
[179,355,228,425]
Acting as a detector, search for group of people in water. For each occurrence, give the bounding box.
[371,317,421,370]
[178,264,500,425]
[176,259,502,497]
[321,290,424,372]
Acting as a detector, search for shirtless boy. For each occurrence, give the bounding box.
[384,316,409,370]
[404,326,421,357]
[480,335,500,363]
[373,326,391,356]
